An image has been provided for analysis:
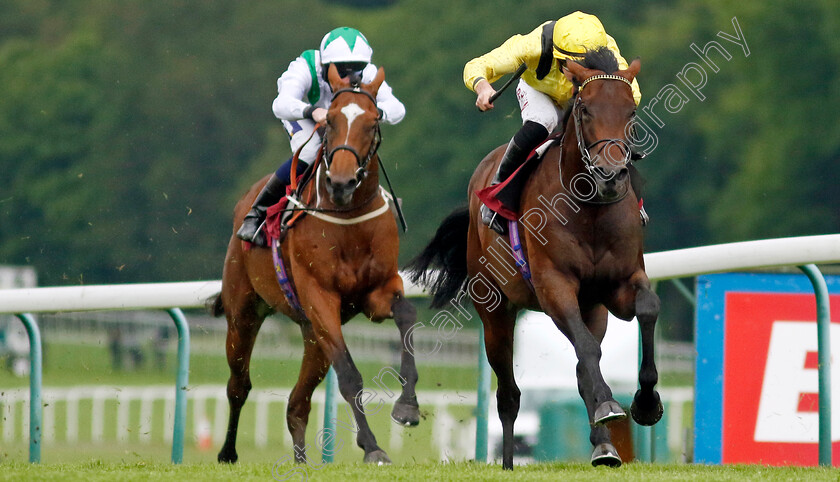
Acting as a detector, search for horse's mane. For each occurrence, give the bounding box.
[561,46,622,126]
[581,46,619,74]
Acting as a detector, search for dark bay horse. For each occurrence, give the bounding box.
[214,64,419,465]
[407,50,662,469]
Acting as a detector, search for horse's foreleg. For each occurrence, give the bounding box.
[390,293,421,426]
[631,283,663,426]
[477,302,519,470]
[605,272,663,426]
[301,288,390,465]
[541,279,623,427]
[365,279,421,427]
[218,312,263,464]
[579,306,622,467]
[287,322,331,464]
[330,345,391,464]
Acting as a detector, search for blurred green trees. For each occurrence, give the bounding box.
[0,0,837,289]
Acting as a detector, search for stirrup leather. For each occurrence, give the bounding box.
[481,204,507,235]
[640,205,650,226]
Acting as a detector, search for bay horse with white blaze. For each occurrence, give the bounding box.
[213,64,419,465]
[407,49,662,469]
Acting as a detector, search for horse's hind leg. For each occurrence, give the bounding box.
[287,322,331,464]
[630,284,663,426]
[477,301,520,470]
[217,302,265,463]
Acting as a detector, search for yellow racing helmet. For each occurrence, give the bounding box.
[552,11,608,59]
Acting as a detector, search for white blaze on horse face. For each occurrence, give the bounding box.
[340,102,366,144]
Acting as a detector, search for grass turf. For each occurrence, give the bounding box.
[1,460,839,482]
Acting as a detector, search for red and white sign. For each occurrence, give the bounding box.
[721,292,840,465]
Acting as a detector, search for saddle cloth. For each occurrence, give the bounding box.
[475,137,558,221]
[264,186,297,243]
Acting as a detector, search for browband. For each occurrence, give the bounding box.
[580,74,632,90]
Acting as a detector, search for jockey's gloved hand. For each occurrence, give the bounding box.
[303,106,328,124]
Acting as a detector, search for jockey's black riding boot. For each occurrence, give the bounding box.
[480,139,524,234]
[481,121,548,234]
[236,173,288,247]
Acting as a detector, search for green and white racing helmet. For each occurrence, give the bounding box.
[319,27,373,65]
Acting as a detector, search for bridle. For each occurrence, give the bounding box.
[573,74,634,175]
[323,85,382,188]
[282,77,406,231]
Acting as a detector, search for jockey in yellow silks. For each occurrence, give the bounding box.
[464,11,641,234]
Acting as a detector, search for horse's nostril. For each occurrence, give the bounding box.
[326,177,357,199]
[593,166,610,179]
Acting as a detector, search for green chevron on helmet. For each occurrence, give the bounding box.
[319,27,373,64]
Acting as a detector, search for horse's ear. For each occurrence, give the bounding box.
[327,63,349,91]
[619,58,641,82]
[563,60,596,85]
[562,65,574,83]
[364,66,385,97]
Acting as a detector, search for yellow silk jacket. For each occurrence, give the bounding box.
[464,21,641,106]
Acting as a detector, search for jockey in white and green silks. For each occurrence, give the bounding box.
[237,27,406,246]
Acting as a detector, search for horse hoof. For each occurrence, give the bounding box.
[391,399,420,426]
[363,449,392,465]
[217,449,238,464]
[593,400,626,425]
[590,443,622,467]
[631,389,663,426]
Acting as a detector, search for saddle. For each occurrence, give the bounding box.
[263,188,298,243]
[264,159,320,244]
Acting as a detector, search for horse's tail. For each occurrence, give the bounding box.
[404,205,470,308]
[207,293,225,317]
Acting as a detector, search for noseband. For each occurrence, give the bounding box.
[324,85,381,187]
[573,74,634,174]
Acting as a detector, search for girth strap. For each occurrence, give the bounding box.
[271,238,304,316]
[508,220,535,293]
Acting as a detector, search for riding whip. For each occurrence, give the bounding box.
[488,63,528,105]
[377,157,408,233]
